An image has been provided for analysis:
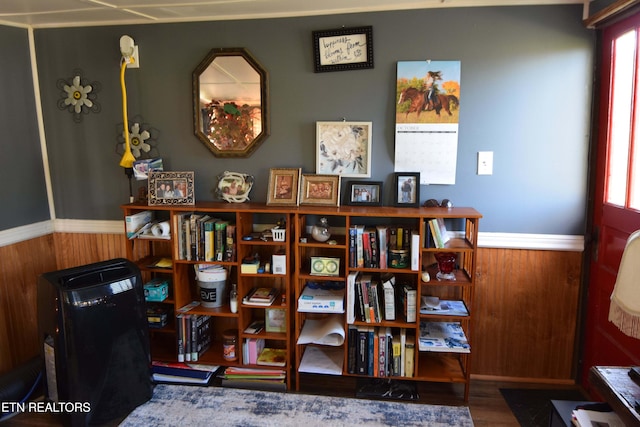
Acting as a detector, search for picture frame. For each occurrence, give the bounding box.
[299,174,341,207]
[266,168,301,206]
[316,121,372,178]
[312,26,374,73]
[393,172,420,207]
[344,180,383,206]
[148,171,195,206]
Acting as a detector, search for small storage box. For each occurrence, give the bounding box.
[271,228,286,242]
[144,278,169,302]
[146,306,170,328]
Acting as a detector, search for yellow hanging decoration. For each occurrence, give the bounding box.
[119,58,136,168]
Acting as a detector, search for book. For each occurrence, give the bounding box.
[214,220,228,261]
[405,340,415,377]
[411,230,420,271]
[256,348,287,367]
[244,319,265,334]
[376,225,388,269]
[418,321,470,353]
[152,362,214,386]
[224,224,236,262]
[399,284,417,323]
[436,218,451,246]
[428,219,443,248]
[346,271,359,323]
[382,274,396,321]
[244,338,265,364]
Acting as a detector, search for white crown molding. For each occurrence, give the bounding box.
[0,220,584,252]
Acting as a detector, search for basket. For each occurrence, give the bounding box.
[271,228,286,242]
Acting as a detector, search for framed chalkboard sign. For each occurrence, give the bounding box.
[312,26,374,73]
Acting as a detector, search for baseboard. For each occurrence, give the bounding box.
[471,374,577,385]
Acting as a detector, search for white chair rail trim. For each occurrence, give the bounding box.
[0,220,584,252]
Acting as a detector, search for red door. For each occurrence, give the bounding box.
[582,12,640,391]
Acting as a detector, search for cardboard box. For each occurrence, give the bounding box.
[125,210,153,238]
[298,286,344,313]
[272,254,286,275]
[144,278,169,302]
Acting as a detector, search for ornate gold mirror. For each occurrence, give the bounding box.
[192,48,269,157]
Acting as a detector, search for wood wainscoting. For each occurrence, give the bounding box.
[0,232,583,384]
[472,247,583,382]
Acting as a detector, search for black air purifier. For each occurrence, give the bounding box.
[37,258,153,426]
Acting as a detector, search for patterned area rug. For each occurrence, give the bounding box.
[120,384,474,427]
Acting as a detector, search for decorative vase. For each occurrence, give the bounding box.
[311,217,331,242]
[435,252,457,281]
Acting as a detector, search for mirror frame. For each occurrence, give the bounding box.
[192,47,269,157]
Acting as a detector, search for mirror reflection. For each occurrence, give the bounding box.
[193,48,269,157]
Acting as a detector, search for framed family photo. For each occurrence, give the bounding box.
[266,168,301,206]
[148,171,195,206]
[344,180,382,206]
[393,172,420,207]
[299,174,341,207]
[312,26,374,73]
[316,121,372,178]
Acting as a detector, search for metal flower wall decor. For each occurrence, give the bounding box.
[57,70,101,122]
[115,116,160,161]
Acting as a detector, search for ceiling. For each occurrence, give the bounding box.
[0,0,587,29]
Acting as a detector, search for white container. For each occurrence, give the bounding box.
[195,265,227,308]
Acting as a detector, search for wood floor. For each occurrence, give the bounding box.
[4,377,585,426]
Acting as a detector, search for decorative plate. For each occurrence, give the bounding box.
[216,171,254,203]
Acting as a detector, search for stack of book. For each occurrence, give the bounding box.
[151,361,218,386]
[220,366,286,391]
[243,287,278,306]
[418,321,470,353]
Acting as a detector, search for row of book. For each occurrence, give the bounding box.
[347,272,417,324]
[175,212,236,262]
[176,313,212,362]
[347,326,415,378]
[425,218,451,249]
[348,225,419,269]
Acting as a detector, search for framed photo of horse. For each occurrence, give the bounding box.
[312,26,374,73]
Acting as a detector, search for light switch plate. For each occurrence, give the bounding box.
[477,151,493,175]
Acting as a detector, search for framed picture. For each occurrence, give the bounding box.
[267,168,301,206]
[344,180,382,206]
[312,26,374,73]
[316,121,372,177]
[393,172,420,207]
[299,174,341,207]
[148,171,195,205]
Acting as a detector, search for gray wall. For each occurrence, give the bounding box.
[0,26,49,230]
[23,5,594,234]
